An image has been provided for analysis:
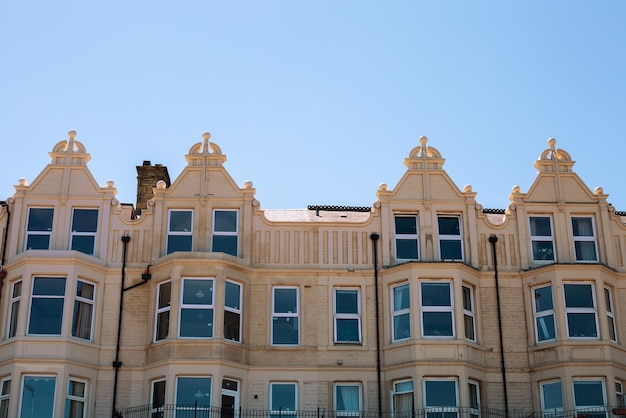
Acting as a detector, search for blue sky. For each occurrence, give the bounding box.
[1,1,625,210]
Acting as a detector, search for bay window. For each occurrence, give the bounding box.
[462,285,476,342]
[20,376,56,418]
[154,281,171,342]
[0,378,10,418]
[540,380,563,414]
[176,377,212,411]
[605,288,617,342]
[573,380,606,418]
[71,280,95,340]
[179,278,214,338]
[65,379,87,418]
[224,281,242,342]
[424,379,458,418]
[564,283,598,338]
[7,281,21,338]
[420,282,454,338]
[391,283,410,342]
[28,277,66,335]
[392,380,414,417]
[532,285,556,343]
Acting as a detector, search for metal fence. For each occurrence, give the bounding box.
[115,405,623,418]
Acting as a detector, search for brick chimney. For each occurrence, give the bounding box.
[136,160,171,211]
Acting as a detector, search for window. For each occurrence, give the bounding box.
[272,287,299,345]
[540,381,563,414]
[224,281,242,342]
[70,209,98,255]
[424,380,458,418]
[335,384,361,416]
[212,210,238,257]
[334,289,361,343]
[155,281,171,342]
[7,281,22,338]
[530,216,555,262]
[420,282,454,338]
[438,215,463,260]
[573,380,606,418]
[176,377,212,411]
[532,285,556,342]
[605,288,617,342]
[28,277,66,335]
[572,217,598,262]
[616,381,625,407]
[395,215,419,260]
[392,283,410,342]
[462,285,476,342]
[468,381,480,418]
[167,210,193,254]
[72,280,95,340]
[392,380,414,417]
[0,378,10,418]
[20,376,56,418]
[65,379,87,418]
[564,283,598,338]
[25,207,53,250]
[179,278,214,338]
[151,379,166,418]
[270,383,297,417]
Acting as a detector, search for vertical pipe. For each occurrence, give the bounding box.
[112,235,130,417]
[489,235,509,415]
[370,232,382,418]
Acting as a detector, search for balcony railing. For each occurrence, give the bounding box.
[115,405,621,418]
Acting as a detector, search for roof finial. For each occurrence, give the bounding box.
[68,130,77,150]
[419,135,428,157]
[202,131,211,154]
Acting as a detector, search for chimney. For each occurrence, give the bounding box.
[136,160,171,211]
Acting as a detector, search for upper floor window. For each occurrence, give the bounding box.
[540,380,563,414]
[272,287,299,345]
[65,378,87,418]
[424,379,458,418]
[7,281,22,338]
[529,216,555,262]
[71,209,98,255]
[25,207,54,250]
[391,283,410,342]
[395,215,419,260]
[0,377,10,418]
[392,380,414,415]
[71,280,95,341]
[270,382,297,417]
[28,277,66,335]
[334,384,361,416]
[564,283,598,339]
[572,217,598,262]
[167,210,193,254]
[462,285,476,342]
[334,288,361,344]
[532,285,556,343]
[438,215,463,261]
[212,210,238,256]
[420,282,454,338]
[179,278,214,338]
[605,288,617,342]
[224,281,242,342]
[154,281,171,342]
[572,380,606,415]
[20,376,56,418]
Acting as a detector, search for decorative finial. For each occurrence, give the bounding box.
[202,132,211,141]
[547,138,556,149]
[594,186,604,195]
[463,184,472,193]
[512,185,521,193]
[419,136,428,147]
[243,180,253,189]
[68,130,77,140]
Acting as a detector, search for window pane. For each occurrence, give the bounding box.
[156,311,169,341]
[425,381,456,406]
[423,312,453,336]
[214,211,237,232]
[336,386,360,412]
[72,301,93,339]
[167,235,192,253]
[71,236,95,255]
[76,282,94,300]
[176,377,211,406]
[152,381,166,408]
[336,290,358,314]
[272,317,298,344]
[462,287,472,311]
[530,217,552,236]
[573,381,604,407]
[29,299,64,334]
[212,235,238,256]
[532,241,555,261]
[72,209,98,232]
[28,208,53,231]
[534,286,554,311]
[464,315,475,340]
[564,284,594,307]
[421,283,451,306]
[182,280,213,305]
[395,217,417,234]
[274,289,297,313]
[567,313,598,337]
[225,282,241,310]
[393,313,410,340]
[575,241,597,261]
[21,377,56,418]
[438,217,460,235]
[180,309,214,337]
[26,235,50,250]
[336,319,360,342]
[542,382,563,410]
[393,285,410,310]
[68,381,85,397]
[537,315,556,341]
[271,384,296,411]
[169,211,192,232]
[33,278,66,296]
[572,218,594,236]
[440,240,462,260]
[396,239,418,260]
[158,282,171,309]
[224,310,241,341]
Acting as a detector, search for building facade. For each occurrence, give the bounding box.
[0,131,625,418]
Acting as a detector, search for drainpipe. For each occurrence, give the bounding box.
[112,235,151,417]
[370,232,383,418]
[489,235,509,415]
[0,202,11,294]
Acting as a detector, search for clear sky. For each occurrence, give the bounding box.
[1,1,625,210]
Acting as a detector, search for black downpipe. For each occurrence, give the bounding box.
[112,235,130,416]
[489,235,509,415]
[370,232,382,418]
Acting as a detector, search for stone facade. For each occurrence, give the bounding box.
[0,131,625,417]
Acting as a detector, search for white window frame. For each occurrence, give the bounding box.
[572,216,599,262]
[468,380,481,418]
[394,214,419,261]
[420,282,455,339]
[212,209,239,256]
[270,382,297,415]
[564,283,599,339]
[423,379,458,418]
[605,287,617,343]
[20,375,56,418]
[572,379,607,416]
[334,288,362,344]
[71,280,96,341]
[154,281,171,342]
[175,376,212,412]
[529,216,556,262]
[391,283,411,342]
[334,383,361,416]
[462,285,476,342]
[532,284,557,343]
[179,278,215,338]
[7,280,22,338]
[65,378,87,418]
[166,209,193,254]
[540,380,564,414]
[224,280,242,342]
[25,207,54,250]
[616,380,625,407]
[0,377,10,418]
[28,277,66,336]
[70,208,98,256]
[437,214,464,261]
[272,287,300,346]
[392,380,414,416]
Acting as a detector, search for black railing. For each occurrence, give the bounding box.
[116,405,621,418]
